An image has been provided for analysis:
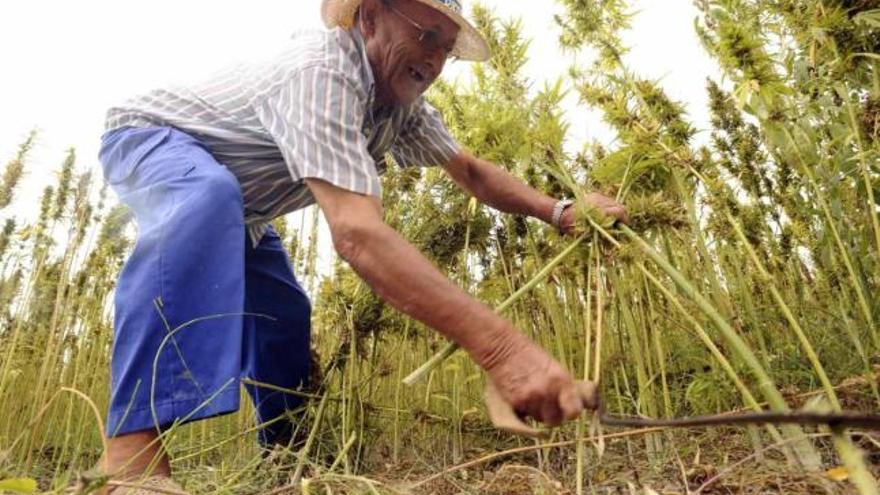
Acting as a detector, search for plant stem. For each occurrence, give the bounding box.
[402,233,588,385]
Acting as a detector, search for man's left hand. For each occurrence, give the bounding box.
[558,192,629,236]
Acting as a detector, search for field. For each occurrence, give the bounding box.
[1,0,879,493]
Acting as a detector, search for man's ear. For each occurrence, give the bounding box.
[359,0,379,37]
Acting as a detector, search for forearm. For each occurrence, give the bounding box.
[306,178,590,426]
[338,220,524,370]
[448,152,557,224]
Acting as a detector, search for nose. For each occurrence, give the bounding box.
[424,48,446,79]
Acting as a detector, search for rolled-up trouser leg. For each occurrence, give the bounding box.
[100,126,246,436]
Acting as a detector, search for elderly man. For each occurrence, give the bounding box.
[97,0,627,490]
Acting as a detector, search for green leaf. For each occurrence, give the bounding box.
[850,52,880,62]
[0,478,38,493]
[853,9,880,28]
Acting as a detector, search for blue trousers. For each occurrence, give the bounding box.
[99,126,312,445]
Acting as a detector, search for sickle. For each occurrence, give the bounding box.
[485,381,880,437]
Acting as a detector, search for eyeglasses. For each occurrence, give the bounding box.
[387,5,457,59]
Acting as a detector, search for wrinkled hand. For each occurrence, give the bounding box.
[559,192,629,235]
[484,337,587,427]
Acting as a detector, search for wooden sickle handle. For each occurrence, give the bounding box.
[485,380,600,439]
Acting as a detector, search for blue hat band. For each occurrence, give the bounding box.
[430,0,462,14]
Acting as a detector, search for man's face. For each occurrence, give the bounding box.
[363,0,460,106]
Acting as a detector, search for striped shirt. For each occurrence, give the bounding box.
[105,27,461,245]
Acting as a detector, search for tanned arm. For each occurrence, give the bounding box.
[443,151,628,230]
[443,151,557,223]
[306,178,583,426]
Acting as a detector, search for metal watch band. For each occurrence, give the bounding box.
[552,199,574,231]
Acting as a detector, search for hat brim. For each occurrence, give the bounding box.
[321,0,490,62]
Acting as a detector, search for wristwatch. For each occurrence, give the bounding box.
[552,199,574,232]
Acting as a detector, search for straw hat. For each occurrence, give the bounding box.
[321,0,490,62]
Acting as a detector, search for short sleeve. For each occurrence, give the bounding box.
[391,98,461,168]
[257,65,382,197]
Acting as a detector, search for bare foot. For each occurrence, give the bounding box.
[98,430,171,494]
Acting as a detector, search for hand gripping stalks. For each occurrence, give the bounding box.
[485,380,600,439]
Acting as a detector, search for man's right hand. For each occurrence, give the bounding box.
[483,334,586,427]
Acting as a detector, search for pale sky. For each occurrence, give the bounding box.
[0,0,720,220]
